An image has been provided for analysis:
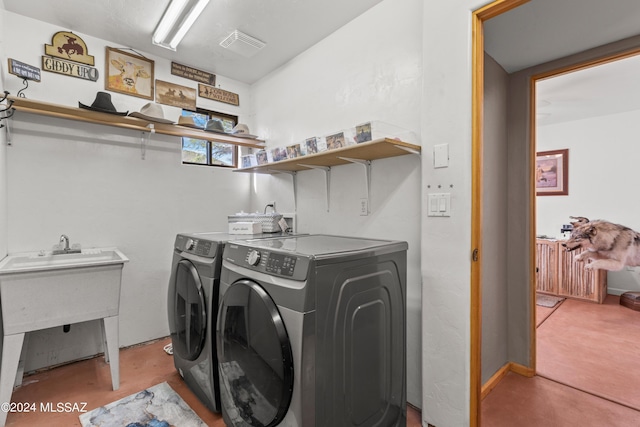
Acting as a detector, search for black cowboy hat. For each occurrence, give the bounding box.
[79,92,128,116]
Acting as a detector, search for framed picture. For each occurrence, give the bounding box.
[105,47,154,100]
[536,149,568,196]
[156,80,196,110]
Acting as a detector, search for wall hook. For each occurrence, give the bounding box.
[16,79,28,98]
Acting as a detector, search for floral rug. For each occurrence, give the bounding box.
[79,382,206,427]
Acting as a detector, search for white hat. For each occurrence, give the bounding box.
[129,102,174,124]
[231,123,258,139]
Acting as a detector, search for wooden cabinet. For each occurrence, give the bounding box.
[535,239,559,295]
[536,238,608,303]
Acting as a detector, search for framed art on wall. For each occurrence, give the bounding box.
[536,149,568,196]
[105,47,154,100]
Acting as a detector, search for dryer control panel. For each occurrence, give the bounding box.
[175,234,218,257]
[225,244,309,281]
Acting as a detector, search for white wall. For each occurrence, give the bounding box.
[537,109,640,294]
[1,12,253,371]
[250,0,423,407]
[422,1,493,426]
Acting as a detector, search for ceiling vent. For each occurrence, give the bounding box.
[219,30,266,58]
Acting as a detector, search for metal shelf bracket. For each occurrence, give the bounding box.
[276,170,298,211]
[338,157,371,213]
[298,164,331,211]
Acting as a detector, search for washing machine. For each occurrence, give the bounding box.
[167,231,295,413]
[216,234,408,427]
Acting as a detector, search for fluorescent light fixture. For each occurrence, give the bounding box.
[220,30,266,58]
[153,0,209,51]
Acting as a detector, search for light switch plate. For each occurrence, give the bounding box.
[427,193,451,217]
[434,144,449,168]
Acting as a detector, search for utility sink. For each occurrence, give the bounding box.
[0,247,128,274]
[0,247,127,419]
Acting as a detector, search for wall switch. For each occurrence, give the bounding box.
[427,193,451,217]
[434,144,449,168]
[360,198,369,216]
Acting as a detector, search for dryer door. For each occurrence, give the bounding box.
[217,279,294,427]
[172,259,207,361]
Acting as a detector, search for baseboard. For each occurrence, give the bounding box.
[509,362,534,377]
[481,362,535,400]
[481,363,511,399]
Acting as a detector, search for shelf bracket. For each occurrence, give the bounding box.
[338,157,371,213]
[298,165,331,212]
[397,145,421,155]
[276,171,298,211]
[140,124,155,160]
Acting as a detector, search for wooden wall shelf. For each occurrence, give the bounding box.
[5,95,266,149]
[235,138,421,174]
[235,137,421,212]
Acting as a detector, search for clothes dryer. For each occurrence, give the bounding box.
[167,231,294,413]
[217,234,407,427]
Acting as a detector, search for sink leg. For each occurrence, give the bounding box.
[0,333,25,427]
[102,316,119,390]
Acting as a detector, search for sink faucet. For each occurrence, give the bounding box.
[60,234,70,251]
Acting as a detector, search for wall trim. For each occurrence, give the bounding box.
[481,362,535,400]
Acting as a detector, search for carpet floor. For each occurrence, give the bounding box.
[537,294,640,410]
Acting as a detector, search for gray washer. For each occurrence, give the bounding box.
[217,234,407,427]
[167,231,296,413]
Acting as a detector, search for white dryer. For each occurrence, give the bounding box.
[217,234,408,427]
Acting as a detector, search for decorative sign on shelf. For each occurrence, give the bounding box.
[44,31,95,66]
[171,62,215,86]
[8,59,41,82]
[42,56,99,81]
[198,84,239,106]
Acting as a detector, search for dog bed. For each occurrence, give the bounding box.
[620,292,640,312]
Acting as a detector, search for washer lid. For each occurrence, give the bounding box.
[240,234,407,257]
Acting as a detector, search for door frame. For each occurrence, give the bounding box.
[472,2,640,426]
[470,1,531,425]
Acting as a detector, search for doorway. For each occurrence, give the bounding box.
[472,1,640,426]
[534,51,640,410]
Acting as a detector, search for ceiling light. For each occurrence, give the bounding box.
[220,30,266,58]
[153,0,209,51]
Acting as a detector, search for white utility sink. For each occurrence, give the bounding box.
[0,247,128,273]
[0,247,128,427]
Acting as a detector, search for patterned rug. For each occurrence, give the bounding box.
[536,294,565,308]
[79,382,206,427]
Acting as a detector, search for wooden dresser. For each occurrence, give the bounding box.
[535,238,608,303]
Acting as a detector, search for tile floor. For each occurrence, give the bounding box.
[5,337,422,426]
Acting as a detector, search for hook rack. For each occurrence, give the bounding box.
[0,91,16,131]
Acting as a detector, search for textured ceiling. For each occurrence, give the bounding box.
[3,0,383,84]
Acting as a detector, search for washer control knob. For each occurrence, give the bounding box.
[185,239,195,251]
[247,250,261,266]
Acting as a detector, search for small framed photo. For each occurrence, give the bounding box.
[271,147,288,162]
[355,122,372,143]
[326,132,345,150]
[536,149,568,196]
[105,47,154,100]
[256,150,269,165]
[305,137,318,154]
[286,144,302,158]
